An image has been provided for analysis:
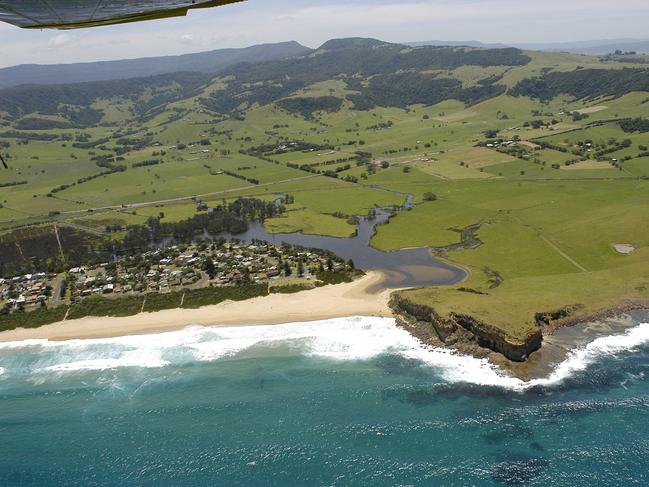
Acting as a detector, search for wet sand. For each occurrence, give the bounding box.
[2,265,645,383]
[0,272,396,342]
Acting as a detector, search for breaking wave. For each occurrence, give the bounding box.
[527,321,649,389]
[0,317,647,391]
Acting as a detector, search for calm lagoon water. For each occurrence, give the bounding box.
[1,316,649,486]
[220,201,467,289]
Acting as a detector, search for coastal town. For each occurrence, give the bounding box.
[0,240,349,316]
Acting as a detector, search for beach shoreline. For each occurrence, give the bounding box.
[1,269,647,382]
[0,271,395,342]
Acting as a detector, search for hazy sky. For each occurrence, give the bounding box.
[0,0,648,68]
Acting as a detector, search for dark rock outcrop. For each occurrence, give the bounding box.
[534,304,584,328]
[390,294,543,362]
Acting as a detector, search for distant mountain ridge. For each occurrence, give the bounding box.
[2,36,647,130]
[0,41,310,90]
[408,38,649,55]
[0,38,531,126]
[3,37,647,91]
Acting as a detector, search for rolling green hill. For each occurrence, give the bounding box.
[0,38,648,345]
[0,41,310,89]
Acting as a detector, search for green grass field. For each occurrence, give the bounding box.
[379,179,649,337]
[1,47,648,343]
[265,207,357,237]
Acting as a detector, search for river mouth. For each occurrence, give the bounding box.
[221,204,467,290]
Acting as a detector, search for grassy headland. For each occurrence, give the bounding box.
[1,39,648,358]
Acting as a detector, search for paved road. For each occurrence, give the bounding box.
[58,174,321,218]
[49,274,67,307]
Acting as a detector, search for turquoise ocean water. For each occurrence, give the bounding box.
[1,316,649,486]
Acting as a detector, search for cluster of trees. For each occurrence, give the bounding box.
[511,68,649,101]
[366,121,393,130]
[306,155,356,169]
[14,117,72,130]
[570,111,589,122]
[0,131,57,141]
[219,196,284,222]
[114,135,153,155]
[10,112,101,130]
[49,155,126,196]
[200,40,527,114]
[619,117,649,133]
[346,73,506,110]
[277,96,343,118]
[92,154,126,172]
[221,169,259,185]
[132,159,161,168]
[118,198,284,250]
[354,151,373,165]
[125,213,246,246]
[283,149,371,181]
[533,135,638,166]
[320,169,357,182]
[59,106,103,127]
[524,119,559,129]
[0,225,100,276]
[602,51,646,64]
[245,140,333,157]
[0,39,532,128]
[72,135,111,149]
[477,73,505,85]
[591,139,633,160]
[535,140,567,153]
[0,71,210,124]
[0,180,27,188]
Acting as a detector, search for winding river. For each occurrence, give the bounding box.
[223,195,467,290]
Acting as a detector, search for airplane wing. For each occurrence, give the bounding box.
[0,0,245,30]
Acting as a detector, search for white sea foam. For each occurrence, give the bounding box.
[527,321,649,389]
[44,356,169,373]
[0,317,648,390]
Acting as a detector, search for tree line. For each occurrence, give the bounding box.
[619,117,649,133]
[277,96,343,119]
[200,40,527,114]
[346,72,506,110]
[119,198,284,251]
[511,68,649,101]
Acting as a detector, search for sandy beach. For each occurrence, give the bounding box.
[0,271,395,342]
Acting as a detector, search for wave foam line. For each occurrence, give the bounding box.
[0,318,647,390]
[527,321,649,389]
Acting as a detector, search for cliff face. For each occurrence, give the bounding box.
[390,294,543,362]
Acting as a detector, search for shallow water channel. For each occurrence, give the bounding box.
[222,195,467,289]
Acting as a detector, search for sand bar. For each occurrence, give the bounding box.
[0,272,395,342]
